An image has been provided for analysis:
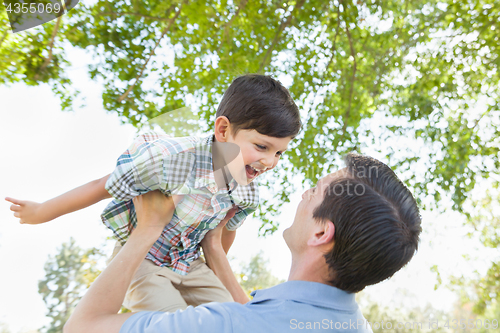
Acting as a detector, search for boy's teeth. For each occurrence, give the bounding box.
[246,165,259,176]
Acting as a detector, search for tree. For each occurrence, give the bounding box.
[358,292,450,333]
[38,238,103,333]
[235,251,285,297]
[0,323,11,333]
[1,0,498,234]
[449,185,500,321]
[0,6,77,110]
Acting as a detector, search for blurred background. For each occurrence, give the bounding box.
[0,0,499,332]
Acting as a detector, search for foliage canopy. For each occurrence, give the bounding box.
[1,0,498,231]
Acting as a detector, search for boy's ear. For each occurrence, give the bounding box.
[307,220,335,248]
[214,116,232,142]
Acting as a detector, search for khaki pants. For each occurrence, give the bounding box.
[109,242,234,312]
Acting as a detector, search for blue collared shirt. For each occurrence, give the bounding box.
[120,281,373,333]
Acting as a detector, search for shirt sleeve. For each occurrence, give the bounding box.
[105,134,169,201]
[120,304,234,333]
[225,206,255,231]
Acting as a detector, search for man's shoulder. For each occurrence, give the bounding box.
[120,303,238,333]
[121,300,373,333]
[120,301,277,333]
[246,281,374,332]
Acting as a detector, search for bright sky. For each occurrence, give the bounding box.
[0,50,496,333]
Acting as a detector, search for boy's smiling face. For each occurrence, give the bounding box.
[214,117,292,185]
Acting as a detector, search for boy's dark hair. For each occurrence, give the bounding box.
[216,74,302,138]
[313,153,422,293]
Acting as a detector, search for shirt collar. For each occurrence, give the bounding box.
[249,280,358,311]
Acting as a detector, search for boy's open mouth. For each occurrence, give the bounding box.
[245,165,263,179]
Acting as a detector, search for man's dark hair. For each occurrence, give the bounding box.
[216,74,302,138]
[313,153,422,293]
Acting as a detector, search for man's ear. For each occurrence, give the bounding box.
[214,116,232,142]
[307,221,335,247]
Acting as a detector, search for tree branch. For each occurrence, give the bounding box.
[34,15,62,81]
[320,6,342,87]
[117,2,185,103]
[258,0,306,73]
[224,0,248,42]
[471,108,491,131]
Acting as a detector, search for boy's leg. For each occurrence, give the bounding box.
[124,259,189,312]
[108,242,188,312]
[177,257,234,307]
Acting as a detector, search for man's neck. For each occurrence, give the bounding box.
[287,252,332,285]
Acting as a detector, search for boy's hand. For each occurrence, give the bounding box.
[201,207,237,249]
[132,191,180,232]
[5,197,48,224]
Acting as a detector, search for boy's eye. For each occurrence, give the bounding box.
[255,144,266,150]
[276,151,283,157]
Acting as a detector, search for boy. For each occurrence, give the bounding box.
[6,74,302,312]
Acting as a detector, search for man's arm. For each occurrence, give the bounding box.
[221,227,236,254]
[64,191,178,333]
[202,210,250,304]
[5,174,111,224]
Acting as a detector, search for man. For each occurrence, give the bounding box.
[64,153,421,333]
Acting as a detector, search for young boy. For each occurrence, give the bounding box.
[6,74,301,312]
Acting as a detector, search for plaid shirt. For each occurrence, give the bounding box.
[101,133,259,275]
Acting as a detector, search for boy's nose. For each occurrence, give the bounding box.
[260,153,275,169]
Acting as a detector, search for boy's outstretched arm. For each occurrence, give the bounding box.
[201,211,250,305]
[5,174,111,224]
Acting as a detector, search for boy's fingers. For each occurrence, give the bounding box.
[216,219,229,230]
[132,195,146,209]
[10,204,20,212]
[224,208,237,221]
[14,212,20,218]
[219,208,237,227]
[5,197,24,205]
